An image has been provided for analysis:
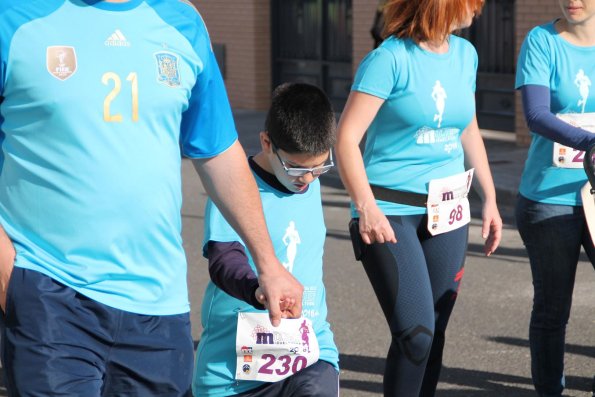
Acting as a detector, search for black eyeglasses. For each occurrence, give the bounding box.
[272,144,334,177]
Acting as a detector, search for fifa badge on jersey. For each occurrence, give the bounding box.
[46,46,77,81]
[155,52,181,87]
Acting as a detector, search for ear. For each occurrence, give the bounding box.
[260,131,273,153]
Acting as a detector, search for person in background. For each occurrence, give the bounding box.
[370,0,387,48]
[515,0,595,395]
[0,1,302,395]
[335,0,502,395]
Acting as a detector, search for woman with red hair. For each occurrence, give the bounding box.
[336,0,502,395]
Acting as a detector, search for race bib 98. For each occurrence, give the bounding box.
[426,169,474,235]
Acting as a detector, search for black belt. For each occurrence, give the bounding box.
[370,184,427,208]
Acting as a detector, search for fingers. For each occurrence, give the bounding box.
[483,218,502,256]
[266,298,282,327]
[359,218,397,245]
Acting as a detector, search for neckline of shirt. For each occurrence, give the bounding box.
[412,36,454,59]
[549,19,595,51]
[248,157,310,195]
[79,0,144,12]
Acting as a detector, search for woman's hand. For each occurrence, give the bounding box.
[358,203,397,245]
[481,200,502,256]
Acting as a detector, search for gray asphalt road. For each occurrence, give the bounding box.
[183,160,595,397]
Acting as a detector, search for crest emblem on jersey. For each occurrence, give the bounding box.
[46,46,77,81]
[155,52,181,87]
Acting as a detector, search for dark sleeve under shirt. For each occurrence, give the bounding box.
[521,84,595,151]
[206,240,266,310]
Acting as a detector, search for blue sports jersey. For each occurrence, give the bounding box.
[0,0,237,315]
[193,173,339,397]
[516,21,594,205]
[351,35,477,216]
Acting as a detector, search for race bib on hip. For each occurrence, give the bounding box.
[235,313,319,382]
[581,182,595,247]
[553,113,595,169]
[426,169,474,235]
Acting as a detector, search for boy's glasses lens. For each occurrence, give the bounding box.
[272,143,334,177]
[286,165,333,177]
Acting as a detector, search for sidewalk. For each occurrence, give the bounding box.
[233,109,527,212]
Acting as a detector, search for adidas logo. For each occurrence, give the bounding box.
[104,29,130,47]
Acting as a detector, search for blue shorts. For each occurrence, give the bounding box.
[1,267,193,397]
[235,361,339,397]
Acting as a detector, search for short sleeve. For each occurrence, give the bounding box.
[471,45,478,92]
[179,14,238,158]
[515,26,552,89]
[351,46,397,100]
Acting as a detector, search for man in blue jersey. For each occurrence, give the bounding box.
[0,1,302,395]
[193,82,339,397]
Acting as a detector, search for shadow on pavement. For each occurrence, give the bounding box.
[339,351,594,396]
[489,336,595,360]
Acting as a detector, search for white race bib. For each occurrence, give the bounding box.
[553,113,595,168]
[581,182,595,247]
[426,169,474,235]
[235,313,319,382]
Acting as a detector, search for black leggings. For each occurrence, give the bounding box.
[351,215,468,397]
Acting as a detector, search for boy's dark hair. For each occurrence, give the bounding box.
[265,82,336,155]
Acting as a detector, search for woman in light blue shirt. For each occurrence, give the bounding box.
[335,0,502,395]
[515,1,595,395]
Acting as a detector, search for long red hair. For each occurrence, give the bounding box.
[382,0,484,44]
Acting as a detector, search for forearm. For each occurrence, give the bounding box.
[193,141,278,275]
[522,85,595,151]
[336,136,375,214]
[207,241,265,310]
[461,117,497,204]
[336,92,384,215]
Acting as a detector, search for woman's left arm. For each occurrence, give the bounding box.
[461,115,503,256]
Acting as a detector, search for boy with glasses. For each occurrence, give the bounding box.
[193,83,339,397]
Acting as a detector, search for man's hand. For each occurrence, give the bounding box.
[0,227,15,313]
[257,264,303,327]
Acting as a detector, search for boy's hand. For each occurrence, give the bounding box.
[255,286,301,322]
[257,267,303,326]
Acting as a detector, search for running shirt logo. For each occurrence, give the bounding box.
[104,29,130,47]
[155,52,181,87]
[46,46,77,81]
[431,80,447,128]
[282,220,301,273]
[575,69,591,113]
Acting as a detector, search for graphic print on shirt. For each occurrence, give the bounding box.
[413,80,460,154]
[46,46,77,81]
[282,220,301,273]
[432,80,447,128]
[155,52,181,87]
[575,69,591,113]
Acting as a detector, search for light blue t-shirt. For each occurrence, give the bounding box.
[515,21,594,205]
[352,35,477,216]
[0,0,237,315]
[193,174,339,397]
